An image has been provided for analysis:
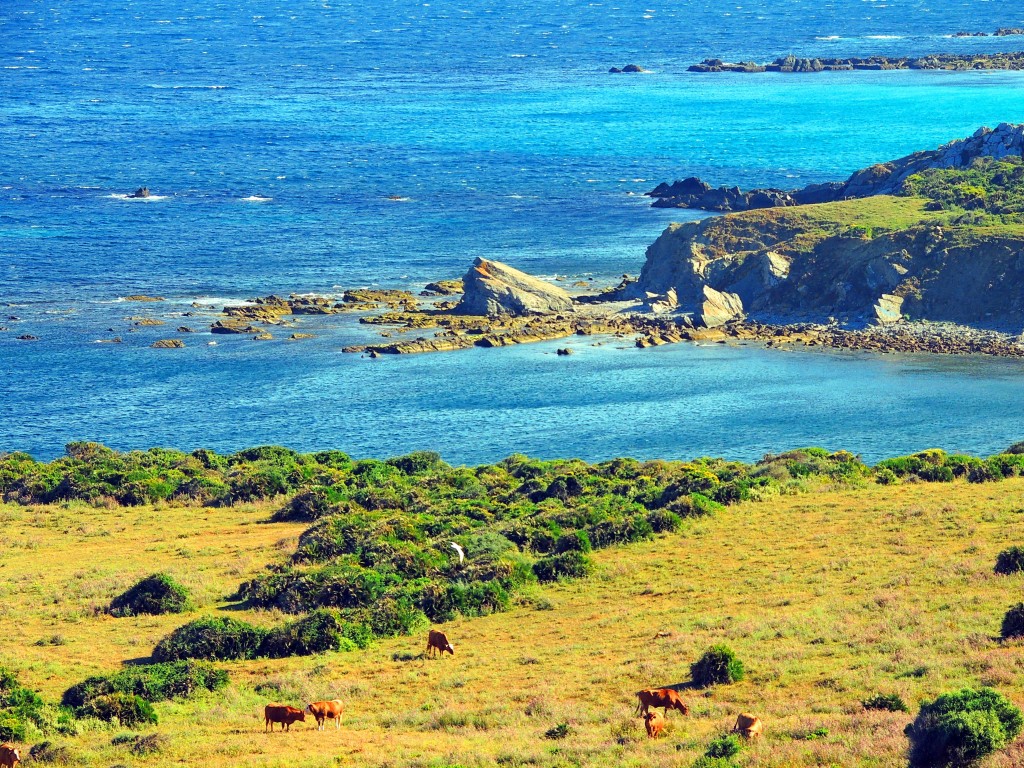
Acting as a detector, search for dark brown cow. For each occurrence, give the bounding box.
[307,699,343,731]
[643,711,666,739]
[732,713,763,738]
[264,704,306,732]
[426,629,454,657]
[0,744,19,768]
[634,688,689,717]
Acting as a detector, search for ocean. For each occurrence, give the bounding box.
[3,0,1024,463]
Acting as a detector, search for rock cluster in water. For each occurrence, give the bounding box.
[688,51,1024,73]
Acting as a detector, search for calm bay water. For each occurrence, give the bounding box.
[3,0,1024,462]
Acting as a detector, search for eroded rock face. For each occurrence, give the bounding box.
[455,258,574,317]
[700,286,744,327]
[873,294,904,325]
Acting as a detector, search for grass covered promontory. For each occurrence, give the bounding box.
[5,443,1024,766]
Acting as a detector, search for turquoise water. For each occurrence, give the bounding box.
[3,0,1024,461]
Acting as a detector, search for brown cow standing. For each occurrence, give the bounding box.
[426,629,454,658]
[264,704,306,732]
[0,744,19,768]
[634,688,689,717]
[732,713,763,738]
[643,710,666,739]
[307,699,343,731]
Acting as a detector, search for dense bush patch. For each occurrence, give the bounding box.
[8,442,1024,663]
[78,693,157,727]
[62,660,227,709]
[152,617,268,662]
[994,546,1024,575]
[109,573,191,617]
[1000,604,1024,640]
[906,687,1023,767]
[691,645,745,688]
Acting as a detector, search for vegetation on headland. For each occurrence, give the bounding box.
[7,443,1024,765]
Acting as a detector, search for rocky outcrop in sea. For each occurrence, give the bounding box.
[456,257,574,316]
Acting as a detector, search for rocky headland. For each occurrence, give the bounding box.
[648,122,1024,212]
[688,51,1024,74]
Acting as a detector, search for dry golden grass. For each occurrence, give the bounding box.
[5,479,1024,767]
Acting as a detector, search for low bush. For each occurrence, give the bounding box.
[29,742,76,765]
[544,723,571,740]
[78,692,157,727]
[863,693,909,712]
[129,733,168,756]
[691,645,745,688]
[691,758,739,768]
[1001,604,1024,639]
[906,687,1023,767]
[705,733,741,759]
[63,660,227,708]
[995,547,1024,575]
[109,573,190,617]
[152,616,267,662]
[532,551,594,582]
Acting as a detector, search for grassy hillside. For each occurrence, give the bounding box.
[4,474,1024,767]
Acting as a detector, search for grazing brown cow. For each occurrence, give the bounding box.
[426,629,454,657]
[0,744,19,768]
[643,710,666,739]
[634,688,689,717]
[307,699,343,731]
[264,704,306,732]
[732,713,763,738]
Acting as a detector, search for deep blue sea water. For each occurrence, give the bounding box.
[4,0,1024,463]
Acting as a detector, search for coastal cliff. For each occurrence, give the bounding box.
[632,197,1024,327]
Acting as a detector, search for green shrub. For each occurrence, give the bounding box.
[863,693,909,712]
[690,493,725,516]
[544,723,571,740]
[705,733,741,759]
[1001,604,1024,639]
[533,551,594,582]
[647,509,683,533]
[272,488,339,522]
[0,715,26,742]
[152,616,267,662]
[386,451,444,475]
[691,645,745,688]
[907,687,1023,767]
[62,660,227,708]
[555,530,592,554]
[78,693,157,726]
[109,573,190,617]
[995,547,1024,575]
[875,468,899,485]
[260,609,353,657]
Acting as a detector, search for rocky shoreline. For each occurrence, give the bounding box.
[688,51,1024,73]
[180,249,1024,360]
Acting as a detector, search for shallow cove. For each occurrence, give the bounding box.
[6,336,1024,463]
